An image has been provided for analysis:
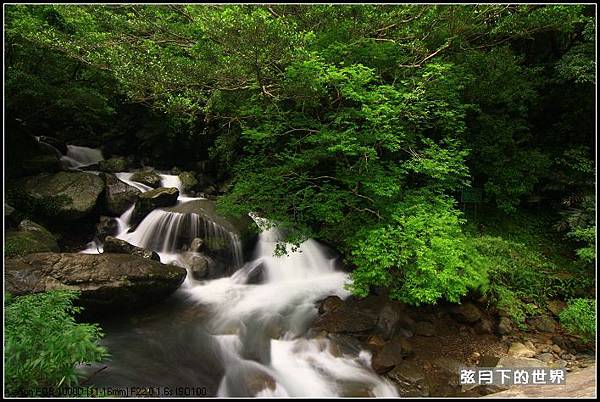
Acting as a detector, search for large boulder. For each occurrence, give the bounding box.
[96,157,129,173]
[103,236,160,261]
[20,171,104,221]
[131,187,179,225]
[163,199,258,255]
[101,173,141,215]
[5,220,60,258]
[179,171,198,193]
[5,252,186,312]
[130,169,162,188]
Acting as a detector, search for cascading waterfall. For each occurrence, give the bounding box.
[118,208,244,270]
[61,145,104,168]
[184,225,399,397]
[66,144,397,396]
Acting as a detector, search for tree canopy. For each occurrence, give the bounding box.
[5,4,596,305]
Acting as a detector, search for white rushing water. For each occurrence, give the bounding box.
[184,226,398,397]
[70,146,397,396]
[61,145,104,168]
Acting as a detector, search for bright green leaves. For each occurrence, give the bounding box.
[5,291,109,396]
[350,192,486,305]
[559,298,596,342]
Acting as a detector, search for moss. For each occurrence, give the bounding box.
[179,171,198,192]
[97,157,128,172]
[5,230,59,258]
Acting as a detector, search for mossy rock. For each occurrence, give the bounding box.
[130,169,162,188]
[19,171,105,221]
[5,220,59,258]
[96,157,129,173]
[5,252,187,313]
[131,187,179,225]
[101,173,141,215]
[179,171,199,192]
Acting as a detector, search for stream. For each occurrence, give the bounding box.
[60,145,399,397]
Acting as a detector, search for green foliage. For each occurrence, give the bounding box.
[350,192,487,305]
[5,230,57,258]
[4,291,109,397]
[4,4,595,304]
[470,235,557,327]
[559,298,596,342]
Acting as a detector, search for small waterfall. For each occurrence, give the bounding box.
[118,209,243,269]
[115,172,154,192]
[184,221,398,397]
[61,145,104,168]
[160,174,184,193]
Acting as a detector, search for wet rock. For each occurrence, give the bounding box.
[189,255,210,280]
[131,169,162,188]
[497,316,512,335]
[95,216,119,241]
[450,302,482,324]
[179,171,198,193]
[5,220,60,258]
[386,361,429,396]
[371,336,413,373]
[20,171,105,221]
[96,157,129,173]
[222,362,276,396]
[365,334,387,352]
[415,321,435,337]
[528,315,558,333]
[190,237,204,252]
[102,173,140,215]
[318,295,344,315]
[131,187,179,225]
[5,252,186,312]
[377,302,405,340]
[164,199,259,255]
[244,261,265,284]
[312,303,377,334]
[508,342,536,358]
[103,236,160,261]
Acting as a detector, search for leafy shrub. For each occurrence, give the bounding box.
[470,235,557,327]
[559,298,596,342]
[350,192,487,305]
[4,291,109,397]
